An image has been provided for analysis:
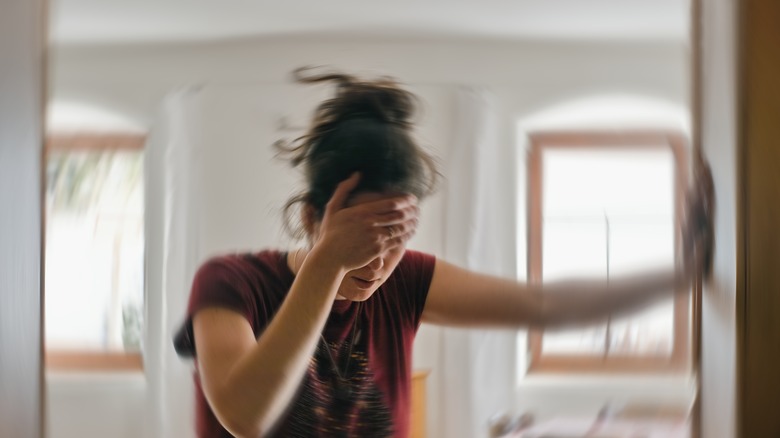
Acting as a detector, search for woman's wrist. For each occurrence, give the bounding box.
[299,245,348,284]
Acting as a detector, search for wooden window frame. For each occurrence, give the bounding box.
[526,131,690,374]
[44,132,146,372]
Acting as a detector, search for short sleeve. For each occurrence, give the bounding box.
[394,249,436,330]
[173,257,259,358]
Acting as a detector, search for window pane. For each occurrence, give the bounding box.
[608,299,674,356]
[607,221,675,356]
[543,219,606,281]
[608,221,674,275]
[543,323,609,356]
[542,219,608,355]
[543,148,674,218]
[540,147,675,357]
[45,150,144,353]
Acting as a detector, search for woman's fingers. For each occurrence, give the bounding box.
[371,203,419,227]
[682,160,716,277]
[383,216,419,239]
[318,184,420,269]
[696,161,715,276]
[371,197,419,245]
[324,172,361,217]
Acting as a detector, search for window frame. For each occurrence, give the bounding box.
[526,131,690,374]
[44,132,146,372]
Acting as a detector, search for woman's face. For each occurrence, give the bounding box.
[311,191,408,302]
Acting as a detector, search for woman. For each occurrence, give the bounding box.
[174,68,712,438]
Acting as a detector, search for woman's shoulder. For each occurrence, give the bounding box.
[195,249,287,278]
[381,249,436,328]
[388,248,436,285]
[175,249,289,358]
[398,248,436,269]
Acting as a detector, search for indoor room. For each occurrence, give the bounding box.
[4,0,774,437]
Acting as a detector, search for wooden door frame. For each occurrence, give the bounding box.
[735,0,780,436]
[693,0,780,435]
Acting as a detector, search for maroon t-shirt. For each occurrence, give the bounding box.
[173,249,436,438]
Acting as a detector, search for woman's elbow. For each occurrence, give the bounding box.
[219,414,266,438]
[210,395,269,438]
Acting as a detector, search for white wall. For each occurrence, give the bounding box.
[47,36,690,438]
[46,373,145,438]
[0,0,45,437]
[51,38,687,127]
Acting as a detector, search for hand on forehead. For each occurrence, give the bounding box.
[345,191,416,208]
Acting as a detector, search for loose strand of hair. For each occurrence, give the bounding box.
[281,192,310,240]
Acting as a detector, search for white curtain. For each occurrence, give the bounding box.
[144,87,204,438]
[142,83,300,438]
[438,87,518,438]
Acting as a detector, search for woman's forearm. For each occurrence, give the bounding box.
[535,266,690,329]
[211,248,345,437]
[424,259,691,330]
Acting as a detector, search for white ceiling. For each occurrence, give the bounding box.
[50,0,690,45]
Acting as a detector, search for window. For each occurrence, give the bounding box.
[527,132,689,373]
[45,133,145,371]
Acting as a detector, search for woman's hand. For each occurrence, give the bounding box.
[682,158,715,278]
[313,173,420,271]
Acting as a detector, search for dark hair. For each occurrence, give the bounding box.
[275,67,439,239]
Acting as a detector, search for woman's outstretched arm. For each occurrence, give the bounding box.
[423,160,713,330]
[422,259,690,329]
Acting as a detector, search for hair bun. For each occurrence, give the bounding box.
[277,67,439,240]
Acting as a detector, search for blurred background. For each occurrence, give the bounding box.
[41,1,725,437]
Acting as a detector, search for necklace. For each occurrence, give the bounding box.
[320,302,362,402]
